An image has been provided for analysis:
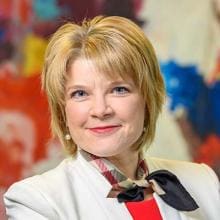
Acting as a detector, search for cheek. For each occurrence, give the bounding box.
[65,102,89,127]
[116,97,145,123]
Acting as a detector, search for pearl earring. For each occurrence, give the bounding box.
[65,133,71,140]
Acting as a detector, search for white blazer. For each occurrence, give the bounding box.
[4,153,220,220]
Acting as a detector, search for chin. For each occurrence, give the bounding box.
[83,144,122,158]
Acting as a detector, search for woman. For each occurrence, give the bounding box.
[4,16,220,220]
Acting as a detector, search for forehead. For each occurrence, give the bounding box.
[67,58,134,84]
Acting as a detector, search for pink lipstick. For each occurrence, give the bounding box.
[88,125,121,135]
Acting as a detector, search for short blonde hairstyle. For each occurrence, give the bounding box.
[42,16,165,156]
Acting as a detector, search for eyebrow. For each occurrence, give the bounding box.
[66,80,134,93]
[66,85,87,93]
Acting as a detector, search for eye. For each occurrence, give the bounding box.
[112,86,129,95]
[70,90,88,99]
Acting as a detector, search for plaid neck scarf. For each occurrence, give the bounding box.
[79,149,151,198]
[79,149,199,211]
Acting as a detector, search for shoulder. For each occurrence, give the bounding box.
[7,157,76,193]
[147,156,219,184]
[4,158,78,219]
[146,156,220,209]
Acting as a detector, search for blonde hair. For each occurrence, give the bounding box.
[42,16,165,156]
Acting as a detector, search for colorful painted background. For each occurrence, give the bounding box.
[0,0,220,219]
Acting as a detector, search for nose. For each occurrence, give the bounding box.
[90,94,113,119]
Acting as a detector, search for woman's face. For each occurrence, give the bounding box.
[65,58,145,158]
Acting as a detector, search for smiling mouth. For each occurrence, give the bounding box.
[88,125,121,135]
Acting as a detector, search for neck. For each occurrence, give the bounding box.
[106,150,139,180]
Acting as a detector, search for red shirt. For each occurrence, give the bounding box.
[125,198,163,220]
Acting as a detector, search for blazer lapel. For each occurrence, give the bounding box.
[154,193,182,220]
[154,193,207,220]
[179,209,207,220]
[76,152,133,219]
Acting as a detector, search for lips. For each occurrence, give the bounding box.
[88,125,121,134]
